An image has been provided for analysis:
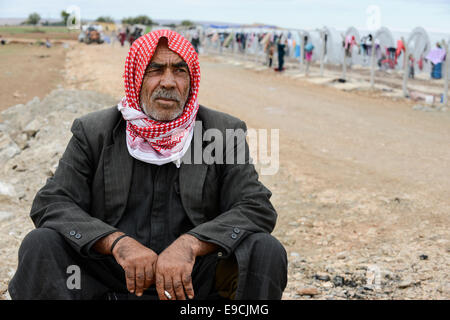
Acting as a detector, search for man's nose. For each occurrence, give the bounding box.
[160,69,176,88]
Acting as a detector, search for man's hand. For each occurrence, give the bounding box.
[93,232,158,296]
[112,236,158,296]
[155,234,218,300]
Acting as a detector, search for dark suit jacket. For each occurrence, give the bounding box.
[30,105,277,258]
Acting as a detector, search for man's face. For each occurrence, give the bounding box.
[139,38,191,121]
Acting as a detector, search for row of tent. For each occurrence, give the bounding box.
[182,25,448,76]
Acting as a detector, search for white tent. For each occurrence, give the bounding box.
[370,26,396,87]
[342,26,362,79]
[402,27,432,96]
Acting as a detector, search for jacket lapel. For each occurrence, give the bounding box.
[179,120,208,226]
[103,118,134,226]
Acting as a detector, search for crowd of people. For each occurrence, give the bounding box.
[117,26,144,46]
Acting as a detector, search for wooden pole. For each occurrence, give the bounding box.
[402,45,409,97]
[320,31,325,77]
[370,38,376,89]
[342,34,347,80]
[443,40,448,106]
[300,35,304,72]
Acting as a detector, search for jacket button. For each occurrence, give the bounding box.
[75,233,82,239]
[69,230,76,236]
[233,227,240,234]
[231,233,237,239]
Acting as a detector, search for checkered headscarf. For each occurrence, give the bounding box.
[117,29,200,166]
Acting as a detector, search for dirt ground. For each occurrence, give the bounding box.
[0,43,67,111]
[1,39,449,299]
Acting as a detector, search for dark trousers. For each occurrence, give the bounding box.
[8,228,287,300]
[278,54,285,71]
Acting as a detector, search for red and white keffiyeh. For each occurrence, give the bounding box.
[117,29,200,167]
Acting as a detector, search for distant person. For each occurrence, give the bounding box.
[8,29,287,301]
[408,54,415,79]
[119,30,126,47]
[276,35,287,71]
[191,31,200,53]
[268,41,275,68]
[45,38,51,48]
[304,42,314,75]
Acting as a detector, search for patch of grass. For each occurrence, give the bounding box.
[0,26,77,34]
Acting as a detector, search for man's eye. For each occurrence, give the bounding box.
[176,68,187,73]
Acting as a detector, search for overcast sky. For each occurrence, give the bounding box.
[1,0,449,33]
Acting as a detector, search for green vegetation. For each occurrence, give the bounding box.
[180,20,194,27]
[0,26,77,34]
[96,16,115,23]
[122,15,155,26]
[24,12,41,25]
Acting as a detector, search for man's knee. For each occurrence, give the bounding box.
[245,233,287,263]
[19,228,65,258]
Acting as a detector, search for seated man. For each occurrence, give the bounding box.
[8,30,287,300]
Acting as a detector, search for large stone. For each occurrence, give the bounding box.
[0,211,13,221]
[0,133,21,163]
[23,118,43,138]
[297,287,320,296]
[0,181,15,201]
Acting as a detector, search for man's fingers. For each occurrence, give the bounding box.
[155,273,166,300]
[173,276,186,300]
[135,266,145,296]
[182,273,195,300]
[164,277,175,300]
[125,266,136,294]
[144,265,154,289]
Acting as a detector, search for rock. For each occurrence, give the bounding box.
[333,276,344,287]
[314,273,331,281]
[297,287,320,296]
[0,181,16,200]
[344,279,357,288]
[22,118,42,138]
[398,279,416,289]
[337,252,346,259]
[0,211,13,221]
[0,133,21,162]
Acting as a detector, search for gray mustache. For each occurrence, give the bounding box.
[151,88,181,102]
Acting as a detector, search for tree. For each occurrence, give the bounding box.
[122,15,154,26]
[26,12,41,25]
[180,20,194,27]
[96,16,114,23]
[61,10,70,25]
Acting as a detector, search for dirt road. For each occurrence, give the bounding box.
[0,43,67,111]
[1,41,449,299]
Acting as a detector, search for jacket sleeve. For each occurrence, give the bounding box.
[30,118,118,257]
[187,120,277,257]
